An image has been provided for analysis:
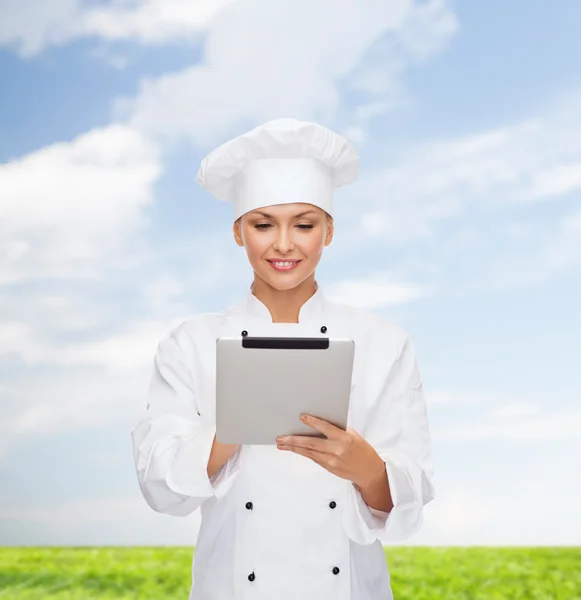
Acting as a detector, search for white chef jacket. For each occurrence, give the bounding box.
[131,282,435,600]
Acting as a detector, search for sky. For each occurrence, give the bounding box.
[0,0,580,547]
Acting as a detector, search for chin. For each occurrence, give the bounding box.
[265,277,301,291]
[255,269,305,291]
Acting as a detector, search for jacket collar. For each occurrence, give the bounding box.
[243,280,326,324]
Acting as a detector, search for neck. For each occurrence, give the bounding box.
[251,275,318,323]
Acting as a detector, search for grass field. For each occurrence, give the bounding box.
[1,547,579,599]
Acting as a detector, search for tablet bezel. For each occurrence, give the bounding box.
[215,335,355,445]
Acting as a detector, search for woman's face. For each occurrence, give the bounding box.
[233,203,333,291]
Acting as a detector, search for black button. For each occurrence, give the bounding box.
[245,502,253,510]
[332,567,340,575]
[320,325,327,333]
[241,330,248,337]
[248,572,255,582]
[329,501,337,509]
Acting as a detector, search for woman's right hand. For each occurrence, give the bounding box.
[206,434,240,479]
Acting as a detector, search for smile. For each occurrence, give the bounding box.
[267,260,301,271]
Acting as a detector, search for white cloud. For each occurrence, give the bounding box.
[426,391,580,443]
[0,330,151,457]
[76,0,235,44]
[542,208,581,271]
[0,494,203,545]
[326,273,425,308]
[563,210,581,234]
[415,489,505,545]
[142,274,186,314]
[426,391,485,406]
[450,204,581,295]
[0,233,252,456]
[414,397,581,545]
[0,363,144,437]
[0,124,161,285]
[0,314,186,369]
[58,319,183,369]
[434,406,581,442]
[0,291,117,336]
[529,161,581,200]
[345,0,456,100]
[416,478,581,545]
[338,92,581,246]
[119,0,458,146]
[0,0,79,57]
[425,391,557,416]
[4,497,147,524]
[341,126,367,146]
[490,403,541,418]
[0,0,232,57]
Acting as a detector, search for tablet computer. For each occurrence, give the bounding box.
[215,335,355,445]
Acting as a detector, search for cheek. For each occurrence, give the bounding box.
[244,231,270,259]
[304,232,326,256]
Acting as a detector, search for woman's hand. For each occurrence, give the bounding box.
[275,414,385,488]
[207,435,240,479]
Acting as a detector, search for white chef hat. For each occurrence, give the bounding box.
[195,118,360,221]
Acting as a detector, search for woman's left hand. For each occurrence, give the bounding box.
[276,414,385,488]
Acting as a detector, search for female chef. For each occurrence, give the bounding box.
[131,118,435,600]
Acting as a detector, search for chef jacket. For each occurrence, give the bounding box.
[131,282,435,600]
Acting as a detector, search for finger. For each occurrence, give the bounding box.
[284,445,332,466]
[281,436,337,454]
[301,414,346,440]
[286,446,350,479]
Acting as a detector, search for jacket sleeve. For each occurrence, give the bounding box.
[342,331,435,544]
[130,329,241,517]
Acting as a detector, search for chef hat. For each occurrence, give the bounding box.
[195,118,360,221]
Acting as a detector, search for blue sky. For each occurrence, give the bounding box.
[1,0,580,546]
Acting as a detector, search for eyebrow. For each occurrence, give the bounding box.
[250,210,318,219]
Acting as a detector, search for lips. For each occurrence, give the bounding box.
[267,259,301,271]
[267,260,301,263]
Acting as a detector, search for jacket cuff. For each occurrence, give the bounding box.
[167,424,241,500]
[342,454,426,544]
[134,415,242,516]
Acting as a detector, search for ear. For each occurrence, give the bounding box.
[324,216,334,246]
[233,218,244,247]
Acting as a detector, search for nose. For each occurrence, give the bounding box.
[274,228,294,253]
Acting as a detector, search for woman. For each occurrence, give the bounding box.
[131,118,435,600]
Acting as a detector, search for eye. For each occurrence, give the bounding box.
[254,223,314,230]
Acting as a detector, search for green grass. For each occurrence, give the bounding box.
[0,547,579,599]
